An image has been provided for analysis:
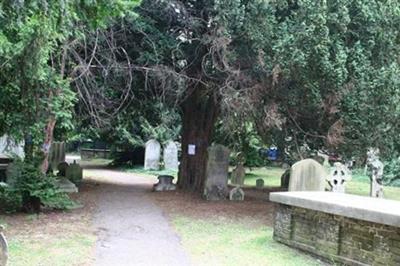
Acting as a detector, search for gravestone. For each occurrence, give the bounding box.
[288,159,327,192]
[256,178,264,189]
[49,142,66,172]
[144,139,161,170]
[0,135,24,158]
[57,162,69,177]
[366,150,384,198]
[203,144,230,201]
[327,162,351,193]
[66,160,83,185]
[0,226,7,266]
[153,175,176,191]
[163,141,179,170]
[231,163,245,186]
[55,178,78,193]
[229,186,245,201]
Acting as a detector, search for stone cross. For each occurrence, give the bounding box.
[163,141,179,170]
[230,162,245,186]
[229,186,244,201]
[203,144,230,200]
[288,159,327,192]
[327,162,351,193]
[144,139,161,170]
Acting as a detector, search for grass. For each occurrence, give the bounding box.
[8,233,95,266]
[123,165,178,178]
[173,216,323,266]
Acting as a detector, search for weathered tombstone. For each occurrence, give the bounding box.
[327,162,351,193]
[0,226,8,266]
[55,178,78,193]
[0,135,24,158]
[229,186,245,201]
[144,139,161,170]
[280,169,290,189]
[66,160,83,185]
[366,149,384,198]
[163,141,179,170]
[203,144,230,200]
[49,142,66,172]
[288,159,327,192]
[231,163,245,186]
[153,175,176,191]
[57,162,69,177]
[256,178,264,189]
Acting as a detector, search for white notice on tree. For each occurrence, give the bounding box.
[188,144,196,155]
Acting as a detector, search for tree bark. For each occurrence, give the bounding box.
[40,118,56,174]
[178,90,220,192]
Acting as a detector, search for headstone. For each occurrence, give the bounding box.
[57,162,69,177]
[288,159,328,192]
[256,178,264,189]
[144,139,161,170]
[66,160,83,185]
[0,226,8,266]
[163,141,179,170]
[327,162,351,193]
[280,169,290,189]
[0,135,24,158]
[203,144,230,201]
[366,149,384,198]
[49,142,66,172]
[230,163,245,186]
[153,175,176,191]
[229,186,245,201]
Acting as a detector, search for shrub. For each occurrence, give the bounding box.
[384,156,400,186]
[1,160,77,213]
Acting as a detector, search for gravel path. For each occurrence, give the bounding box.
[85,169,191,266]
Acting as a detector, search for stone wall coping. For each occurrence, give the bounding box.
[269,192,400,227]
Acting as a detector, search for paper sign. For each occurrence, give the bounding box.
[188,144,196,155]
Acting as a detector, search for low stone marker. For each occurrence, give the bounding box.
[55,178,78,193]
[0,226,7,266]
[66,160,83,185]
[203,144,230,200]
[256,178,264,189]
[57,162,69,177]
[288,159,327,192]
[270,191,400,265]
[229,186,244,201]
[153,175,176,191]
[144,139,161,170]
[230,163,245,186]
[163,141,179,170]
[327,162,351,193]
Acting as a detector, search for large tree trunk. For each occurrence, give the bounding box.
[178,90,219,192]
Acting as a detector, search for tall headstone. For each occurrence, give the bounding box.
[366,149,384,198]
[288,159,327,192]
[327,162,351,193]
[144,139,161,170]
[203,144,230,200]
[231,163,245,186]
[163,141,179,170]
[49,142,66,172]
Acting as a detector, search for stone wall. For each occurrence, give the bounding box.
[273,204,400,265]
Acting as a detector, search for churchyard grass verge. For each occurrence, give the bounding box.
[172,216,323,266]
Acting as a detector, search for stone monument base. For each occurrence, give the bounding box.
[270,192,400,266]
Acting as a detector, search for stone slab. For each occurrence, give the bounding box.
[269,191,400,227]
